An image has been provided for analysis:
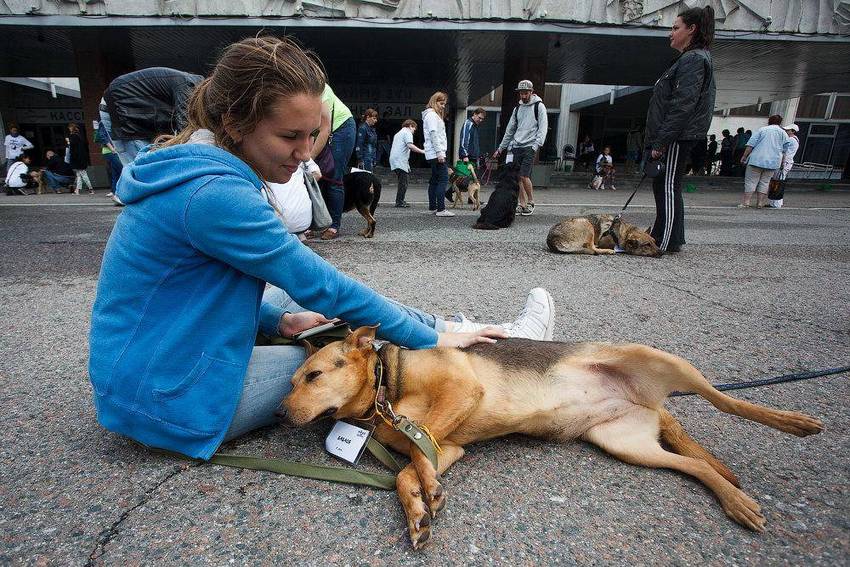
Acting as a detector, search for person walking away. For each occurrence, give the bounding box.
[3,125,33,173]
[595,146,616,190]
[626,129,642,174]
[719,129,734,175]
[104,67,203,166]
[67,123,93,195]
[94,120,123,197]
[311,84,356,241]
[738,115,791,208]
[643,5,716,254]
[492,80,548,216]
[39,149,75,193]
[422,92,454,217]
[87,37,555,461]
[766,124,799,209]
[355,108,378,171]
[389,119,425,208]
[460,108,486,167]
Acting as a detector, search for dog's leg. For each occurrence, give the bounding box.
[658,408,739,487]
[356,205,376,238]
[594,344,823,436]
[583,407,766,532]
[397,443,465,549]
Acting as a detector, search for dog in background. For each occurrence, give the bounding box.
[342,170,382,238]
[547,214,662,257]
[449,165,481,210]
[472,164,519,230]
[280,326,823,548]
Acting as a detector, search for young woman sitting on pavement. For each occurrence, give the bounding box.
[88,37,556,460]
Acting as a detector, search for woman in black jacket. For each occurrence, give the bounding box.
[644,5,716,253]
[67,122,93,194]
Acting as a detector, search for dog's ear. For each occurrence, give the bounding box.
[299,339,318,357]
[345,325,379,350]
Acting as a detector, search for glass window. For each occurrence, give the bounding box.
[796,95,830,119]
[830,96,850,120]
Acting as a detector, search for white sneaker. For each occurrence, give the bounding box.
[502,288,555,341]
[435,210,455,217]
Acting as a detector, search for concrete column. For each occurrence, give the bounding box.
[69,30,133,168]
[452,107,466,164]
[498,33,548,150]
[555,84,572,159]
[769,97,800,125]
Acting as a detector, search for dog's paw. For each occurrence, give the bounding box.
[423,478,446,518]
[775,411,824,437]
[722,487,765,532]
[406,501,432,550]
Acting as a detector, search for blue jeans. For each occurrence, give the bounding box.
[428,159,449,212]
[43,170,74,192]
[324,117,356,230]
[103,152,123,192]
[361,157,375,172]
[116,139,149,166]
[223,285,449,442]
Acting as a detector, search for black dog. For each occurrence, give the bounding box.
[472,164,520,230]
[342,171,382,238]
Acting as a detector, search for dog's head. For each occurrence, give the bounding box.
[278,326,380,427]
[619,222,663,257]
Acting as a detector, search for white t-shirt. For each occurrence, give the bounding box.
[596,153,612,172]
[5,161,29,188]
[267,160,319,234]
[389,127,415,172]
[4,134,33,160]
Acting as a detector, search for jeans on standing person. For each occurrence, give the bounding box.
[43,170,74,192]
[324,117,356,231]
[104,152,123,193]
[427,159,449,212]
[116,139,150,166]
[223,285,450,441]
[361,157,375,172]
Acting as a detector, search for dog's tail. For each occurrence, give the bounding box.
[472,222,500,230]
[658,408,740,487]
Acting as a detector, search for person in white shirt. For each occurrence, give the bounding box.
[4,126,34,170]
[594,146,616,191]
[766,124,800,209]
[389,119,425,208]
[267,159,321,240]
[4,154,38,193]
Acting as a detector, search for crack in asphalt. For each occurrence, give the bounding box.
[610,266,849,337]
[85,462,198,566]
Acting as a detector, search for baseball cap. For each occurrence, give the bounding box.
[783,123,799,132]
[515,80,534,91]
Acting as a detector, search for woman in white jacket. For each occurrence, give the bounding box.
[421,92,454,216]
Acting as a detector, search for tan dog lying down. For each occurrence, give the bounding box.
[547,214,662,257]
[280,327,823,549]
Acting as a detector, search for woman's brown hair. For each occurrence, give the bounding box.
[158,36,326,155]
[426,92,448,120]
[363,108,378,121]
[678,5,715,50]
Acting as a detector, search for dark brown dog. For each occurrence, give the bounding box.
[342,171,382,238]
[547,214,662,257]
[280,327,823,549]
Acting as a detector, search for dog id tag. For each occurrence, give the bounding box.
[505,152,514,164]
[325,421,373,465]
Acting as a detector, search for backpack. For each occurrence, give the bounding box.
[511,100,541,124]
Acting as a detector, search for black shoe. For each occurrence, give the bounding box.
[665,245,682,253]
[395,201,410,208]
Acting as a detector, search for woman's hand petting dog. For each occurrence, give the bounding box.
[437,327,508,348]
[279,312,335,338]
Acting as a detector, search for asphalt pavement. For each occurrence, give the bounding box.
[1,182,848,566]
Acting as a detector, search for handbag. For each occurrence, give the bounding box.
[303,168,332,231]
[767,178,784,200]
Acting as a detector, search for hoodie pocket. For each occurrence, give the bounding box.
[152,353,244,434]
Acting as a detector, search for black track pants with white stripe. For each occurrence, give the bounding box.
[650,140,695,252]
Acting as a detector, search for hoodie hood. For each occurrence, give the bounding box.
[519,94,543,106]
[116,142,262,205]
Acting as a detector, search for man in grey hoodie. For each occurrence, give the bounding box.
[493,80,548,215]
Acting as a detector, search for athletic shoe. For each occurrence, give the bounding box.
[736,204,749,208]
[395,201,410,208]
[528,201,535,211]
[435,210,455,217]
[519,206,533,216]
[502,288,555,341]
[111,194,125,207]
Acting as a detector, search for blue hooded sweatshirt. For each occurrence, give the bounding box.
[89,142,438,459]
